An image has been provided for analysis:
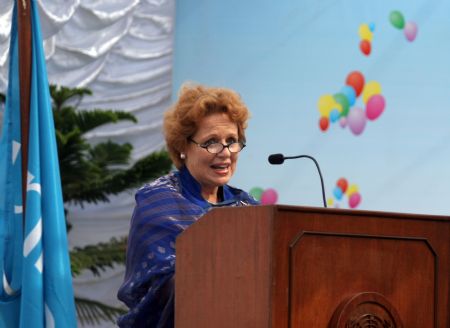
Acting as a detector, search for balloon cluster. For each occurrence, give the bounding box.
[358,23,375,56]
[327,178,362,209]
[318,71,386,136]
[249,187,278,205]
[389,10,418,42]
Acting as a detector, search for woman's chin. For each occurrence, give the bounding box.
[212,175,232,186]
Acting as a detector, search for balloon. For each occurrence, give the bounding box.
[347,107,366,136]
[249,187,264,201]
[358,24,373,42]
[369,22,376,32]
[346,184,359,196]
[389,10,405,29]
[404,21,418,42]
[319,116,329,131]
[341,85,356,106]
[327,197,334,207]
[261,188,278,205]
[359,40,371,56]
[336,178,348,193]
[339,117,347,128]
[362,81,382,104]
[366,94,386,120]
[317,94,337,117]
[333,186,343,200]
[330,109,340,123]
[349,192,362,208]
[333,93,350,117]
[345,71,365,97]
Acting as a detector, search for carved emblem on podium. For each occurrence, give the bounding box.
[329,292,403,328]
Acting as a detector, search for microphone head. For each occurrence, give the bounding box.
[268,153,285,165]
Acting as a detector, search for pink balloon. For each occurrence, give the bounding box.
[348,192,361,208]
[339,117,347,128]
[261,188,278,205]
[366,94,386,120]
[347,107,366,136]
[404,21,418,42]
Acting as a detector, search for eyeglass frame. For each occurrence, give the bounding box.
[188,137,246,154]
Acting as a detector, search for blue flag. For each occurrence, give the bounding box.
[0,1,77,327]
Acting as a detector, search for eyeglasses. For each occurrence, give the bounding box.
[188,138,246,154]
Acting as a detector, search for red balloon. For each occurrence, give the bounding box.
[336,178,348,193]
[319,116,329,131]
[359,40,371,56]
[346,71,365,97]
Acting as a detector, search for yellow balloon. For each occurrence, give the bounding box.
[358,24,373,41]
[318,94,337,117]
[346,184,359,196]
[327,197,334,206]
[362,81,382,104]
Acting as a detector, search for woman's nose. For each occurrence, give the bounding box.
[216,144,231,156]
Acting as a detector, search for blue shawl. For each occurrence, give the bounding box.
[117,166,258,327]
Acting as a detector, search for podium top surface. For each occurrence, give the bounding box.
[270,204,450,221]
[204,204,450,223]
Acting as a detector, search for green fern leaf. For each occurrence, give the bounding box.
[75,296,126,326]
[70,238,127,277]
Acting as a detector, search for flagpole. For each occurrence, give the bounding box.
[17,0,32,217]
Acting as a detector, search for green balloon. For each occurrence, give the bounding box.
[333,93,350,117]
[249,187,264,201]
[389,10,405,29]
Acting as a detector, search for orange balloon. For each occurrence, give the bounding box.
[336,178,348,193]
[359,40,371,56]
[319,116,329,132]
[346,71,365,97]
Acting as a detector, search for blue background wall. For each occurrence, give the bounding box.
[172,0,450,215]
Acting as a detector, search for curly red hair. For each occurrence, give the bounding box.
[163,83,251,168]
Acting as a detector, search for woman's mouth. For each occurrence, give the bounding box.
[210,163,230,174]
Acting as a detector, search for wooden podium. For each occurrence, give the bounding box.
[175,205,450,327]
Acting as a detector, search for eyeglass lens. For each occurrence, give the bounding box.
[207,142,243,153]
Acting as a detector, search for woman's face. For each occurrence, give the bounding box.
[184,112,240,198]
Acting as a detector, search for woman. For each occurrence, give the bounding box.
[117,83,259,327]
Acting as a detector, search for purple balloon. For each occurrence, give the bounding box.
[366,94,386,120]
[404,21,418,42]
[339,117,347,128]
[347,107,366,136]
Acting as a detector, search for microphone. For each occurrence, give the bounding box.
[268,153,327,208]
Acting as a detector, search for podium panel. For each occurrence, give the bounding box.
[176,205,450,328]
[289,233,435,327]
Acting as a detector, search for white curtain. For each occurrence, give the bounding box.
[0,0,175,326]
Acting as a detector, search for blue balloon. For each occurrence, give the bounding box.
[341,85,356,107]
[330,109,340,123]
[333,186,343,200]
[369,22,376,32]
